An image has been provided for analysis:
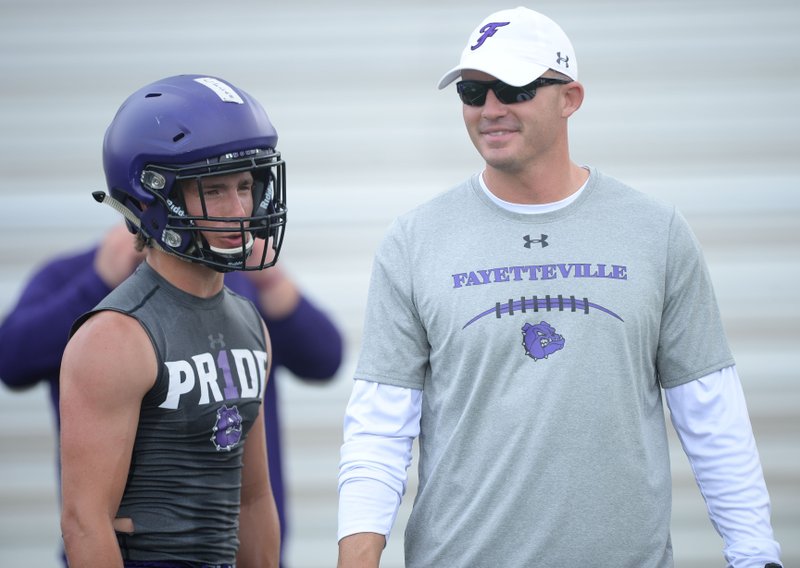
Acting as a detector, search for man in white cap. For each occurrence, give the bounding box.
[337,7,783,568]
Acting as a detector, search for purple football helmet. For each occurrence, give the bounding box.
[100,74,286,272]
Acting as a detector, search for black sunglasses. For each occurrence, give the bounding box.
[455,77,572,106]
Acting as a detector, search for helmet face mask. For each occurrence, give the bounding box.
[102,75,287,272]
[141,148,286,272]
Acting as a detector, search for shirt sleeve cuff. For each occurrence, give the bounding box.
[338,477,400,542]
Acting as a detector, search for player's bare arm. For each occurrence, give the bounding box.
[237,322,279,567]
[60,310,156,567]
[237,404,279,568]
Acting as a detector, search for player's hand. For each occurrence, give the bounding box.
[244,237,299,318]
[94,224,145,288]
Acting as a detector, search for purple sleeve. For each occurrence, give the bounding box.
[0,248,110,389]
[264,295,344,382]
[223,273,344,382]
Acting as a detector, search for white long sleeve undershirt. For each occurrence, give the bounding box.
[337,366,781,566]
[665,366,782,567]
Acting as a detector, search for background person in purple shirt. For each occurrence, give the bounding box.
[0,222,344,566]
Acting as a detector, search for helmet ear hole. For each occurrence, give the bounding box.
[140,206,169,244]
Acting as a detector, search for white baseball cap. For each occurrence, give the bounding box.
[437,6,578,89]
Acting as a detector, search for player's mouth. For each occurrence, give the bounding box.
[210,231,246,247]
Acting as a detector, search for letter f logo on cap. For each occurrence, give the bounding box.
[471,21,510,50]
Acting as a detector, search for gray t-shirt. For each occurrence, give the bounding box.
[73,261,268,564]
[354,168,733,567]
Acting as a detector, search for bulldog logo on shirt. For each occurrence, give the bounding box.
[521,321,565,361]
[211,404,243,451]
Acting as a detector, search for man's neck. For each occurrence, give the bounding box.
[145,248,224,298]
[483,161,589,205]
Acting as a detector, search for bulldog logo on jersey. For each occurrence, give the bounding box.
[211,404,243,451]
[521,321,565,361]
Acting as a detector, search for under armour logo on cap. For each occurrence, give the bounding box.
[471,21,510,50]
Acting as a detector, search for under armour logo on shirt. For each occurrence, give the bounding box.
[209,333,226,350]
[524,234,549,248]
[471,22,510,50]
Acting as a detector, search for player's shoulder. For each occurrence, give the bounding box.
[71,308,147,346]
[63,308,156,400]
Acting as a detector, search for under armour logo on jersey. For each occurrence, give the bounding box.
[471,21,510,50]
[209,333,226,350]
[556,52,570,68]
[523,234,549,248]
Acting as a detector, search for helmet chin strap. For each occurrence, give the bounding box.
[209,234,254,257]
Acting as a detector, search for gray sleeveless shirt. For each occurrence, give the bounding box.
[73,261,268,564]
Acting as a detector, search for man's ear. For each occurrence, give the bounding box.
[562,81,584,118]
